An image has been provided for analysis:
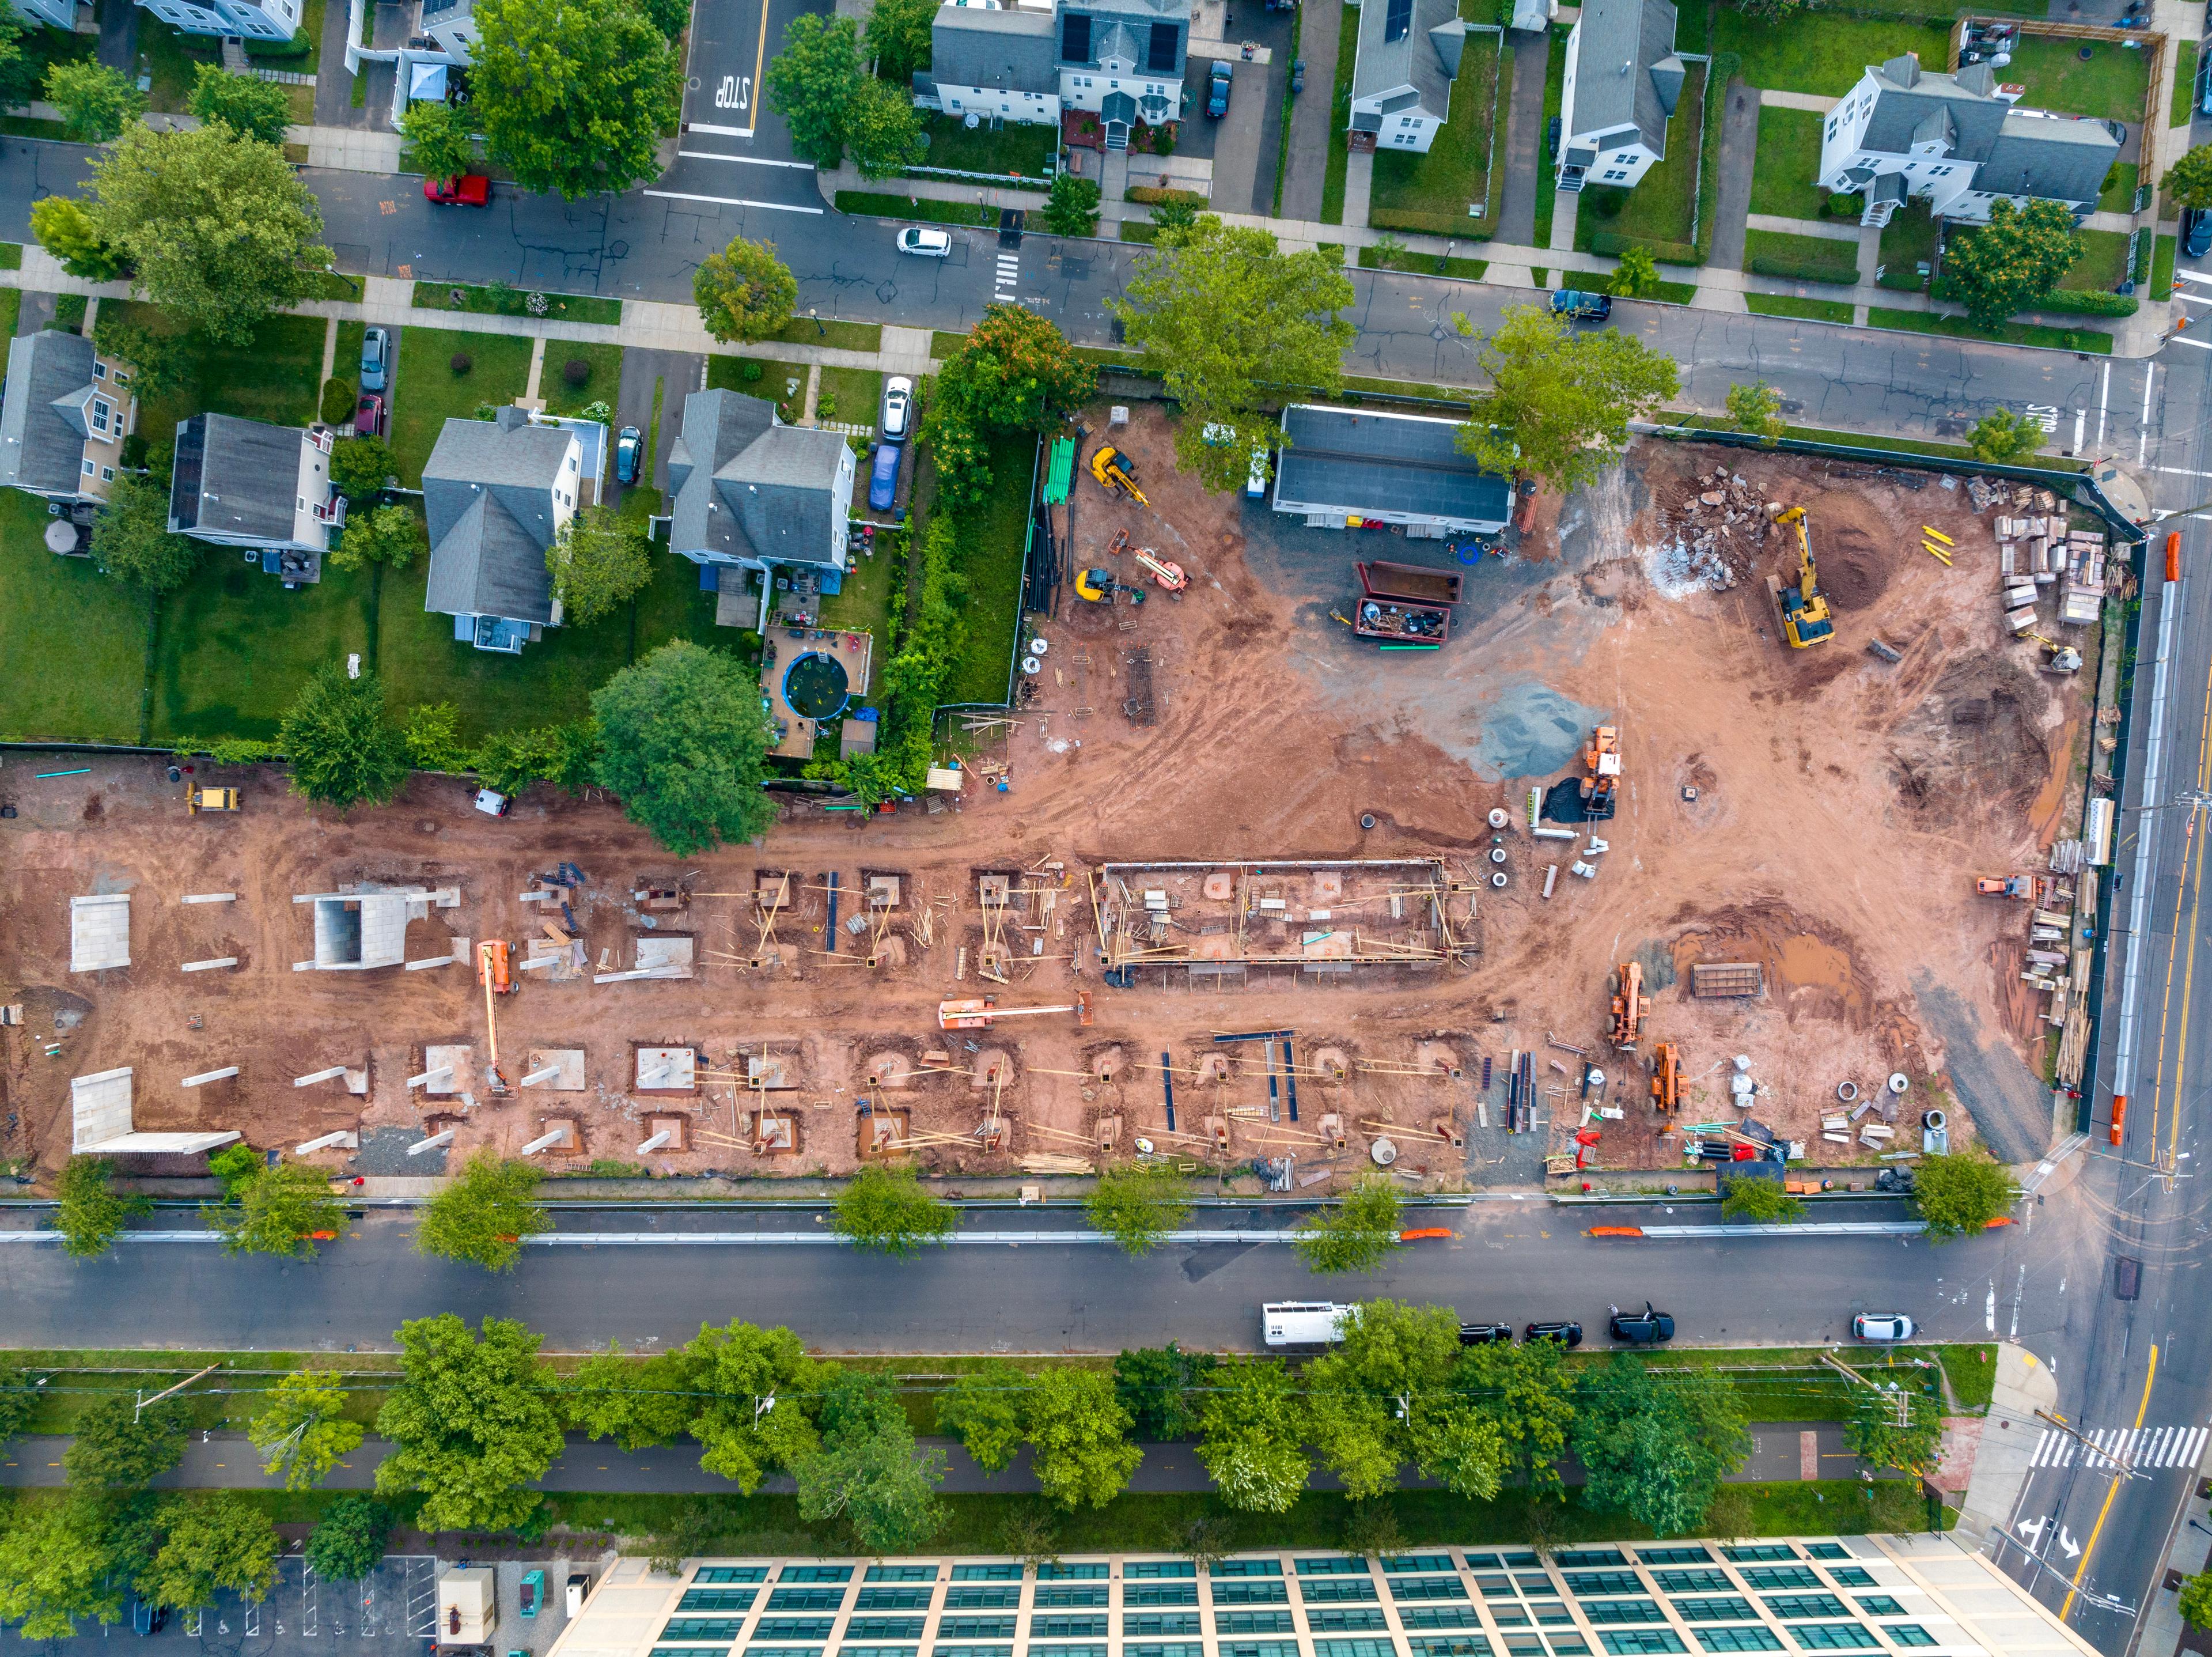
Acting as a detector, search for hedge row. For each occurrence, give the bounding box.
[1692,52,1737,262]
[1369,208,1495,239]
[1589,229,1699,266]
[1126,186,1209,206]
[1930,277,2138,317]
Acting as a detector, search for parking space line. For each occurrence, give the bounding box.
[642,191,824,215]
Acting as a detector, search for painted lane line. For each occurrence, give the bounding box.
[2158,466,2212,477]
[2171,335,2212,350]
[686,122,755,138]
[2097,360,2109,448]
[2142,362,2157,464]
[1594,1222,1926,1238]
[675,152,815,168]
[0,1228,1313,1246]
[642,191,824,214]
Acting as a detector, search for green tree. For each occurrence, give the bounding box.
[1086,1162,1192,1255]
[46,59,145,143]
[567,1342,695,1451]
[1197,1360,1309,1512]
[675,1319,828,1490]
[30,195,126,281]
[90,314,190,402]
[793,1371,946,1552]
[766,13,863,168]
[934,1360,1028,1471]
[247,1370,366,1490]
[1150,196,1200,238]
[91,474,202,593]
[1573,1356,1750,1536]
[1969,408,2042,464]
[328,435,396,505]
[1113,217,1355,494]
[186,63,291,146]
[635,0,688,36]
[1453,1336,1576,1497]
[402,701,471,771]
[1293,1176,1402,1274]
[85,123,329,346]
[0,1500,126,1637]
[1943,198,2081,328]
[1306,1300,1504,1501]
[1024,1367,1141,1510]
[210,1161,345,1259]
[2172,145,2212,211]
[1726,380,1786,443]
[474,719,601,797]
[418,1151,550,1271]
[374,1315,565,1533]
[1607,244,1660,300]
[1842,1383,1945,1477]
[138,1494,279,1610]
[592,640,775,854]
[328,503,425,575]
[833,1163,960,1256]
[864,0,936,82]
[468,0,681,198]
[0,11,32,109]
[399,96,478,184]
[302,1496,391,1582]
[1043,172,1103,237]
[1462,305,1680,495]
[208,1141,262,1196]
[1113,1342,1217,1439]
[694,236,798,344]
[548,505,653,626]
[0,1359,36,1448]
[66,1396,189,1491]
[53,1155,149,1258]
[279,663,411,809]
[925,304,1096,512]
[2180,1570,2212,1632]
[1719,1174,1804,1224]
[1914,1149,2020,1239]
[844,74,925,180]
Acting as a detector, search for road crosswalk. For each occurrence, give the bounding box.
[2029,1424,2210,1470]
[995,251,1022,301]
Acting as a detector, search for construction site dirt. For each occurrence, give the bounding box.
[0,411,2105,1194]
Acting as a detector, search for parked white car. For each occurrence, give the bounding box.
[1851,1312,1917,1343]
[880,376,914,442]
[897,226,953,257]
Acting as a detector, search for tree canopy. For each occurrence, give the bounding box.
[1086,1162,1192,1255]
[248,1370,366,1490]
[399,97,478,184]
[1969,408,2041,464]
[1842,1383,1945,1478]
[2181,1570,2212,1632]
[1113,1343,1217,1440]
[767,14,863,167]
[328,503,425,575]
[1306,1301,1505,1501]
[1942,198,2081,328]
[1461,305,1679,495]
[1607,244,1661,300]
[843,74,925,179]
[186,63,291,146]
[209,1160,346,1259]
[0,1500,127,1637]
[592,641,775,854]
[1112,217,1355,493]
[302,1497,391,1582]
[66,1396,189,1491]
[926,304,1095,513]
[374,1315,565,1532]
[678,1319,832,1489]
[91,313,190,402]
[91,474,203,593]
[468,0,682,198]
[53,1156,149,1258]
[793,1371,946,1553]
[418,1152,550,1272]
[1043,173,1103,237]
[1718,1173,1803,1224]
[1197,1361,1310,1513]
[832,1163,960,1256]
[279,664,411,810]
[329,435,396,505]
[1454,1334,1577,1497]
[30,196,126,282]
[138,1494,280,1610]
[865,0,936,81]
[1572,1355,1749,1535]
[85,123,329,345]
[548,505,653,626]
[934,1360,1029,1471]
[1292,1176,1402,1274]
[1725,380,1785,443]
[1913,1149,2019,1239]
[46,60,145,143]
[695,237,798,345]
[1023,1368,1142,1510]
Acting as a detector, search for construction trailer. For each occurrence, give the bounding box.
[1089,858,1477,982]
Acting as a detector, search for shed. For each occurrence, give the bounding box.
[926,766,967,792]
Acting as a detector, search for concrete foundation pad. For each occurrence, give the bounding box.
[524,1049,586,1090]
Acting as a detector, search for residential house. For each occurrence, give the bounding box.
[1554,0,1681,191]
[0,329,135,508]
[666,388,855,623]
[1818,52,2120,227]
[6,0,89,31]
[169,413,342,584]
[133,0,298,41]
[422,406,588,654]
[1270,404,1512,536]
[926,2,1062,126]
[1346,0,1467,156]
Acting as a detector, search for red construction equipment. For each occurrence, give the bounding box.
[1975,876,2032,899]
[1131,548,1188,595]
[1608,963,1646,1050]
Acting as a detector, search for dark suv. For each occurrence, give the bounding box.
[1458,1322,1512,1346]
[1524,1321,1584,1347]
[1608,1302,1676,1345]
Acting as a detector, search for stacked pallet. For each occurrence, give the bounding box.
[2059,527,2108,626]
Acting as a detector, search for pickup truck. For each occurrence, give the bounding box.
[1550,289,1612,321]
[425,173,491,206]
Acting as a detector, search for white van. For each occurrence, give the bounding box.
[1262,1301,1355,1346]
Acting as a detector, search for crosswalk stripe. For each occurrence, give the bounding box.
[2151,1427,2174,1465]
[2032,1429,2054,1466]
[2177,1428,2209,1467]
[2029,1425,2212,1470]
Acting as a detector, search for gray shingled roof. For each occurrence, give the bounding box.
[1274,405,1512,526]
[931,5,1057,90]
[170,413,302,543]
[422,408,573,624]
[1857,55,2009,157]
[1850,53,2119,206]
[1351,0,1462,118]
[1979,111,2120,205]
[0,330,96,495]
[668,389,850,569]
[1564,0,1680,154]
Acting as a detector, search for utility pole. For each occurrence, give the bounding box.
[2034,1408,2153,1482]
[135,1362,221,1421]
[1820,1352,1914,1427]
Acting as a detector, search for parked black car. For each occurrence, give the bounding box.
[1458,1322,1512,1346]
[1524,1321,1584,1347]
[2187,207,2212,260]
[1608,1302,1676,1345]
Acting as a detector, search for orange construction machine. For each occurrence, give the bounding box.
[1649,1042,1684,1117]
[1580,726,1621,820]
[479,940,516,1095]
[1609,963,1646,1050]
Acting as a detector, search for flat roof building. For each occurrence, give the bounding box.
[1272,405,1512,536]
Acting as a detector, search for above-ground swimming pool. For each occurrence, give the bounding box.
[783,652,851,720]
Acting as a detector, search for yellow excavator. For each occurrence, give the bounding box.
[1767,505,1835,648]
[1091,444,1149,507]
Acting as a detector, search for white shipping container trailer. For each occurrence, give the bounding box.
[1262,1302,1357,1346]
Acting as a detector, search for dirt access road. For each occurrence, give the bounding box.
[0,414,2095,1189]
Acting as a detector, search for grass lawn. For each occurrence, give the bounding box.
[2099,161,2138,215]
[707,354,811,421]
[540,341,624,419]
[1369,16,1499,235]
[1714,9,1944,99]
[1577,63,1705,252]
[2176,41,2199,126]
[1743,226,1860,282]
[817,536,902,656]
[2059,226,2134,292]
[1868,305,2113,352]
[1120,222,1160,243]
[149,555,374,744]
[835,191,997,227]
[1359,245,1490,279]
[631,546,741,661]
[107,301,323,441]
[1648,279,1697,304]
[1877,202,1938,288]
[1342,370,1472,403]
[1745,292,1855,323]
[930,330,971,359]
[770,316,882,352]
[1321,0,1361,225]
[2004,33,2150,122]
[940,433,1037,706]
[389,326,533,487]
[1533,28,1569,250]
[0,286,18,381]
[919,113,1056,180]
[137,15,222,114]
[1749,107,1827,221]
[816,365,884,431]
[410,281,621,327]
[2154,232,2177,300]
[0,491,149,742]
